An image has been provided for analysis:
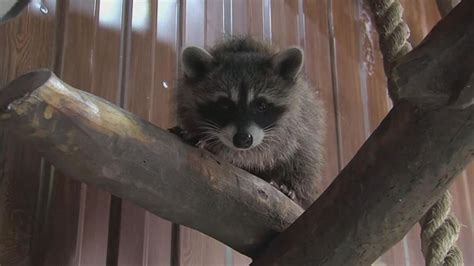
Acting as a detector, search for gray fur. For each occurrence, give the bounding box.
[176,37,326,209]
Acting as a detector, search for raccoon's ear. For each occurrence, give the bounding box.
[181,46,214,79]
[272,47,304,80]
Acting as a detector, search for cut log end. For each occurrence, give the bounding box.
[0,69,52,111]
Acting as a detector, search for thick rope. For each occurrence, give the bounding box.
[368,0,412,102]
[367,1,463,265]
[369,0,412,76]
[420,192,463,266]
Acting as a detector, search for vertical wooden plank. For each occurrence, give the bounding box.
[143,213,173,265]
[51,0,125,264]
[179,0,228,265]
[400,0,442,45]
[231,0,247,36]
[118,0,175,265]
[205,0,224,44]
[358,1,389,131]
[184,0,205,46]
[0,0,57,264]
[231,0,266,39]
[117,0,156,264]
[151,0,180,128]
[43,170,82,265]
[302,0,338,189]
[329,0,366,168]
[270,0,299,48]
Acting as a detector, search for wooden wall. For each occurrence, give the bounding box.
[0,0,472,265]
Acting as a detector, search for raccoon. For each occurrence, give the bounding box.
[175,37,326,209]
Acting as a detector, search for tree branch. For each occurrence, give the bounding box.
[252,0,474,265]
[436,0,460,17]
[392,0,474,109]
[0,70,303,258]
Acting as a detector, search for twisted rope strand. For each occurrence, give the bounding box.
[420,192,463,266]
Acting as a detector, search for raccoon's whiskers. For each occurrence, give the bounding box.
[198,119,220,129]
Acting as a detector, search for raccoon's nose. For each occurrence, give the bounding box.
[233,133,253,149]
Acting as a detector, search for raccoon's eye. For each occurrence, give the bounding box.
[255,98,268,112]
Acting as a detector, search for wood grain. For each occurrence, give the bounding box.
[0,1,57,264]
[329,0,367,167]
[270,0,299,48]
[302,0,339,189]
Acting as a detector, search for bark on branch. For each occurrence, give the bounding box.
[392,0,474,109]
[0,70,303,258]
[252,0,474,265]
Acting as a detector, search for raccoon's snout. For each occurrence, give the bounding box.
[218,123,264,150]
[233,133,253,149]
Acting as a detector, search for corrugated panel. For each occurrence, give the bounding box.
[329,0,367,167]
[302,0,339,190]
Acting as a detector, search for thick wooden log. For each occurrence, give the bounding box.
[393,0,474,109]
[436,0,460,17]
[252,1,474,265]
[0,70,303,258]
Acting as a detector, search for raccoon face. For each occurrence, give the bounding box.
[180,45,303,151]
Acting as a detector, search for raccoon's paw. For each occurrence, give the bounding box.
[168,126,199,146]
[168,126,187,138]
[269,180,296,200]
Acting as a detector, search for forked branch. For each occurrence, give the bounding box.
[252,1,474,264]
